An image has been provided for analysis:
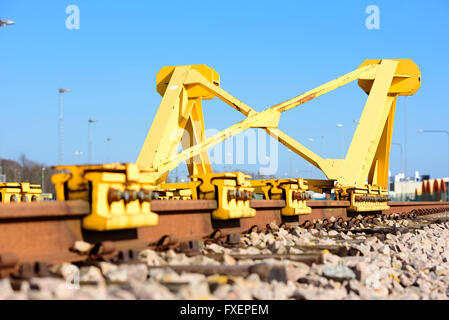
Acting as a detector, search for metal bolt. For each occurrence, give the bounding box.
[118,250,130,262]
[127,189,137,202]
[236,189,243,200]
[137,189,152,202]
[107,188,122,204]
[120,190,130,203]
[226,233,241,245]
[179,240,201,254]
[227,190,236,202]
[136,191,144,202]
[107,188,135,204]
[34,262,50,277]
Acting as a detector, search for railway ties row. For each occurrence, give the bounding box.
[0,208,449,299]
[3,208,448,287]
[1,200,449,298]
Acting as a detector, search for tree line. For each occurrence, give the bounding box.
[0,155,56,195]
[0,156,278,196]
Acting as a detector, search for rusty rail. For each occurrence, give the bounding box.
[0,199,448,274]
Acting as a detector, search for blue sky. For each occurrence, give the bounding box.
[1,0,449,180]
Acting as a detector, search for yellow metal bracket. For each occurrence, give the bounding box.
[154,188,193,200]
[158,181,200,200]
[0,182,41,203]
[52,163,158,231]
[336,185,390,212]
[161,172,256,220]
[250,178,312,215]
[197,172,255,220]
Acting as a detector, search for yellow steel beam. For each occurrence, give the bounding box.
[182,98,212,176]
[268,64,379,113]
[367,96,397,188]
[155,64,379,176]
[262,128,343,180]
[138,59,420,193]
[137,65,218,180]
[184,69,256,117]
[137,66,190,172]
[339,60,398,187]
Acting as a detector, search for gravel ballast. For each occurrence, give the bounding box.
[2,218,449,300]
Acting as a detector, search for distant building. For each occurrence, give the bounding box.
[389,171,449,201]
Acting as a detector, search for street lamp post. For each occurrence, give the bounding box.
[74,151,83,164]
[418,129,449,177]
[106,138,112,163]
[41,168,46,193]
[88,119,98,164]
[0,19,15,27]
[404,97,409,180]
[58,88,71,164]
[391,142,404,176]
[337,123,344,158]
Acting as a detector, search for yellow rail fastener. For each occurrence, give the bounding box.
[52,163,158,231]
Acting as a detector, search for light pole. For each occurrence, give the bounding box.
[0,19,14,27]
[106,138,112,163]
[404,97,409,179]
[74,151,83,164]
[88,119,98,164]
[58,88,71,164]
[308,138,314,152]
[337,123,344,158]
[418,129,449,177]
[391,142,404,176]
[41,168,46,193]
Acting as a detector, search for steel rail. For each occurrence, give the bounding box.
[0,199,448,276]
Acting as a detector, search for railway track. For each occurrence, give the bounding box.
[1,199,448,280]
[2,203,449,300]
[0,59,430,289]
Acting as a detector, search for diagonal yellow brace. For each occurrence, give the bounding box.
[155,63,379,178]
